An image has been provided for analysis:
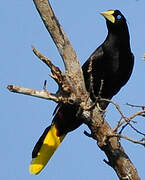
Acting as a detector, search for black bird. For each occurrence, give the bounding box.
[29,9,134,174]
[83,9,134,109]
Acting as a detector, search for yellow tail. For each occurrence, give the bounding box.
[29,124,66,174]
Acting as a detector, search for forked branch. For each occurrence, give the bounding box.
[33,0,86,97]
[7,0,141,179]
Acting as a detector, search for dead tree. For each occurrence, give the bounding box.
[7,0,145,179]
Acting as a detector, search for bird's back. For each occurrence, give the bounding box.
[82,33,134,108]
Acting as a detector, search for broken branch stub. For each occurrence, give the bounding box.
[7,85,59,102]
[32,46,63,84]
[32,46,84,104]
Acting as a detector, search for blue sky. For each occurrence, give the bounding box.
[1,0,145,179]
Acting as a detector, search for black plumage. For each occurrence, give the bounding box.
[31,10,134,170]
[53,9,134,135]
[83,9,134,109]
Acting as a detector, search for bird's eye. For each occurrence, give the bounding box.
[116,15,122,20]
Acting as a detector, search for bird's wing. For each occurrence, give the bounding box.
[82,46,104,92]
[83,46,104,68]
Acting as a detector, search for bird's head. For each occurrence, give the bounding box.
[100,10,128,33]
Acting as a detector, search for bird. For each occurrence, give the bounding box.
[29,9,134,174]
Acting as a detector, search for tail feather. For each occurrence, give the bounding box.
[29,124,66,175]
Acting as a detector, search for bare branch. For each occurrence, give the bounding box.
[86,107,140,180]
[33,0,86,96]
[102,99,145,136]
[126,103,145,110]
[118,110,145,132]
[32,46,63,84]
[109,133,145,146]
[7,85,60,102]
[7,1,141,179]
[101,99,128,132]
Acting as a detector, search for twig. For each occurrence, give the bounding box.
[119,123,128,134]
[103,159,112,167]
[112,103,145,136]
[84,130,94,139]
[119,121,145,137]
[109,133,145,146]
[43,80,47,90]
[119,110,145,129]
[102,99,145,135]
[84,80,106,113]
[102,99,126,119]
[88,56,96,99]
[101,99,127,131]
[126,103,145,110]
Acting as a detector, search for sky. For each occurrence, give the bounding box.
[1,0,145,179]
